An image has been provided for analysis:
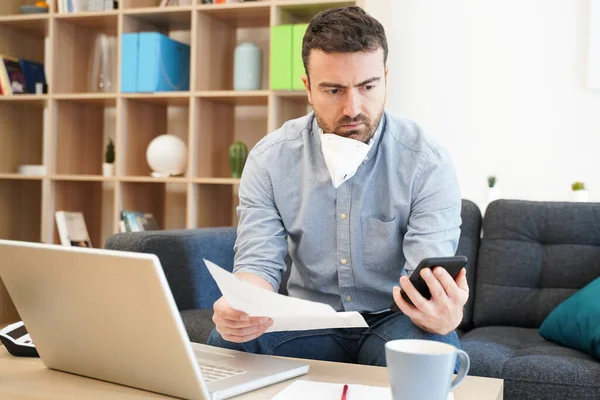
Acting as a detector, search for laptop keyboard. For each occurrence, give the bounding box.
[199,363,246,383]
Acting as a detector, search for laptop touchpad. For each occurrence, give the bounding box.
[193,348,236,363]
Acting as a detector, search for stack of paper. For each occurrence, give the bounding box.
[270,380,455,400]
[204,259,368,332]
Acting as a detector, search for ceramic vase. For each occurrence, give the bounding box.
[233,42,262,91]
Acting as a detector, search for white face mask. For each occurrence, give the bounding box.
[320,128,372,188]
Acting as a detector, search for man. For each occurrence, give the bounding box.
[207,6,468,368]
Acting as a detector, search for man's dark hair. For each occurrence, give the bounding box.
[302,6,388,81]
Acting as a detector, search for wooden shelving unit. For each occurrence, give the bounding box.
[0,0,365,323]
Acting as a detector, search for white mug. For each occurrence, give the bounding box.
[385,339,470,400]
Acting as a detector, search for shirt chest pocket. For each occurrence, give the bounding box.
[361,217,404,272]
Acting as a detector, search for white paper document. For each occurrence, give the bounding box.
[271,380,454,400]
[204,259,368,332]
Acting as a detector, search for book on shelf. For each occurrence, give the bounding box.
[19,60,47,95]
[120,211,160,233]
[57,0,117,13]
[0,55,46,96]
[55,211,93,248]
[0,55,26,96]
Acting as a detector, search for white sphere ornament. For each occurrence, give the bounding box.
[146,134,188,177]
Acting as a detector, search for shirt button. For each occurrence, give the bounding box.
[345,295,352,302]
[340,258,348,265]
[340,213,347,220]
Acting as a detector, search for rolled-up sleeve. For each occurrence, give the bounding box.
[233,149,289,291]
[402,146,462,276]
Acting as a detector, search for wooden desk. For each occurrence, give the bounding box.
[0,346,503,400]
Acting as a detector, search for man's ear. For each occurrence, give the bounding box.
[302,74,312,104]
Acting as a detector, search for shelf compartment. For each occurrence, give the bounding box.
[0,102,44,174]
[0,14,49,37]
[119,181,188,231]
[0,18,47,90]
[0,0,49,17]
[51,180,104,247]
[0,179,42,242]
[122,92,191,106]
[192,97,267,178]
[118,176,188,183]
[269,93,311,131]
[49,175,114,181]
[0,95,48,106]
[54,11,120,30]
[53,99,116,175]
[274,90,308,99]
[190,183,237,228]
[120,97,190,177]
[195,10,270,91]
[121,0,192,9]
[0,173,45,180]
[0,178,42,324]
[123,7,193,30]
[53,93,117,106]
[274,0,354,24]
[122,10,192,94]
[196,90,268,106]
[197,2,271,28]
[53,14,118,93]
[0,178,41,323]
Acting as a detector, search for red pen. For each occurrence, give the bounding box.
[341,384,348,400]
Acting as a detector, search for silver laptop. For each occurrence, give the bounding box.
[0,239,309,400]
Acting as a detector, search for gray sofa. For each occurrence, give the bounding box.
[106,199,600,399]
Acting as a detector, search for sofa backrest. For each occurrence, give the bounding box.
[473,199,600,328]
[455,199,483,329]
[106,227,238,311]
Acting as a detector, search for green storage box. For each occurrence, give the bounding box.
[292,23,309,90]
[270,24,293,90]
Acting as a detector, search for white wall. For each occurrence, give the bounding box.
[381,0,600,211]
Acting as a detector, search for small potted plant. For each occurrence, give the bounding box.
[487,175,500,203]
[571,181,588,202]
[103,137,115,177]
[228,140,248,179]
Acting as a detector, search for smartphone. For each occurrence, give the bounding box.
[390,255,467,311]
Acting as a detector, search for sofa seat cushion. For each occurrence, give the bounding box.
[461,326,600,400]
[180,309,216,344]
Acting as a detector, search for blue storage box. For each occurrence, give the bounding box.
[121,32,190,93]
[121,33,139,92]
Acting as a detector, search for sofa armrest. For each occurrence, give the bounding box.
[105,227,236,311]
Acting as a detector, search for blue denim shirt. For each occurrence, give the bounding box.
[233,111,462,313]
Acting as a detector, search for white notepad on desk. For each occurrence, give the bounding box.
[271,380,454,400]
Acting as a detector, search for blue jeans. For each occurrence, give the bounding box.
[207,311,462,372]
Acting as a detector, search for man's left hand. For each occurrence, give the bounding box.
[392,267,469,335]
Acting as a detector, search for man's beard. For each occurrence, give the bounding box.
[316,108,384,144]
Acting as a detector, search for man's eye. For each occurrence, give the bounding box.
[328,88,340,95]
[364,85,374,90]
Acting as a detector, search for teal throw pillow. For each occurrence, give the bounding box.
[539,277,600,359]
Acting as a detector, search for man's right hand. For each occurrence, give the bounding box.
[212,296,273,343]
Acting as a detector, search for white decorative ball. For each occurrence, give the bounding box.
[146,134,188,177]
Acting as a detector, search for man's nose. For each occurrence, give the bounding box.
[342,89,361,119]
